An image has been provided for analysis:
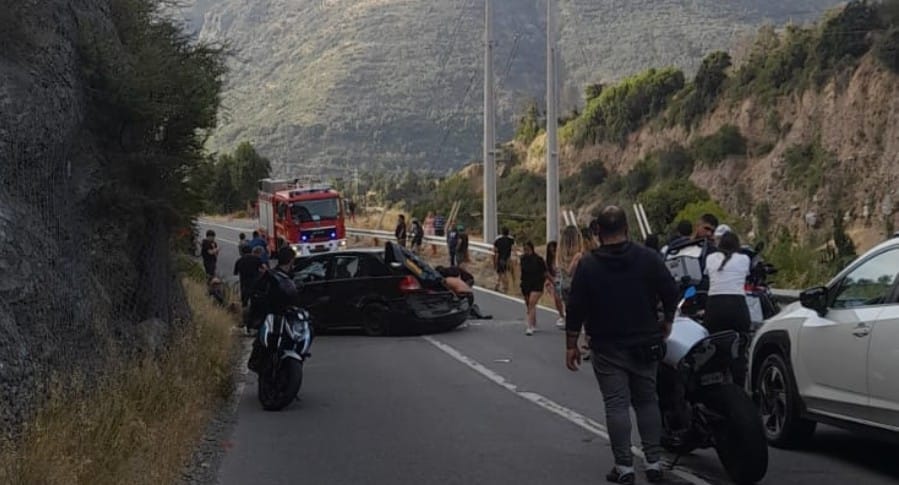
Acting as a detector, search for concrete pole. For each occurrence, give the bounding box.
[483,0,497,242]
[545,0,560,243]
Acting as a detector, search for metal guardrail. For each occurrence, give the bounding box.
[346,227,494,255]
[346,227,802,303]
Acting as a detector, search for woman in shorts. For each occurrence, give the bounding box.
[519,241,548,336]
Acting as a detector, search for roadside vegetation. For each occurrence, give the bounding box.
[0,270,237,485]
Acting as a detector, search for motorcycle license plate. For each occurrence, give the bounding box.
[700,372,724,386]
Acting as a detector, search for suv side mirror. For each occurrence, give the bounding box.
[799,286,828,316]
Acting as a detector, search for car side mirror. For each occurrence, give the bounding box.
[799,286,828,316]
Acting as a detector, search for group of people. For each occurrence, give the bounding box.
[395,213,470,266]
[560,207,752,484]
[394,214,426,254]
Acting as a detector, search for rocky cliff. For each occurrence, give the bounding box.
[0,0,187,437]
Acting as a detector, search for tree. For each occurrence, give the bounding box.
[232,141,271,205]
[638,179,710,232]
[515,100,541,145]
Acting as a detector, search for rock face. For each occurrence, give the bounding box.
[179,0,835,173]
[0,0,180,438]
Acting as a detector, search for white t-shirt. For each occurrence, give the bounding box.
[705,252,750,296]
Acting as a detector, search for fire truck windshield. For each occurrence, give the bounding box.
[290,198,340,223]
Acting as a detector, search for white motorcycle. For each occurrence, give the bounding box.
[658,287,768,484]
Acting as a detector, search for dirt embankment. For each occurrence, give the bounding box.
[518,56,899,251]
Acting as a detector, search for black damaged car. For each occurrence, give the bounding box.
[291,242,470,336]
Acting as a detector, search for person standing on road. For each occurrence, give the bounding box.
[249,230,270,265]
[395,214,408,248]
[545,241,566,329]
[446,224,460,266]
[519,241,547,336]
[703,227,752,386]
[234,245,265,308]
[410,219,424,254]
[456,224,469,268]
[238,232,250,255]
[565,206,677,484]
[493,227,515,292]
[201,230,220,280]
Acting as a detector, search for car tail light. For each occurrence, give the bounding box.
[399,275,422,293]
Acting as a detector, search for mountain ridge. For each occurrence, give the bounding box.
[181,0,838,174]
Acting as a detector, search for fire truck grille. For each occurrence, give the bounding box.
[303,228,333,242]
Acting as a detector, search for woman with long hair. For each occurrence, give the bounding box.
[557,225,582,306]
[545,241,566,329]
[565,227,598,359]
[519,241,548,336]
[703,228,752,386]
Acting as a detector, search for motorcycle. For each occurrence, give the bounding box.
[658,287,769,484]
[249,306,314,411]
[739,242,780,334]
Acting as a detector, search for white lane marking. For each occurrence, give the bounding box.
[422,336,711,485]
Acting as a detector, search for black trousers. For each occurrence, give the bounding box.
[704,294,751,387]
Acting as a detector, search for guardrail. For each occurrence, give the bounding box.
[346,227,801,303]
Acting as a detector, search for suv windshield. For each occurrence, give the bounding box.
[291,198,339,222]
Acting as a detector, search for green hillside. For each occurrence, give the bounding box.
[181,0,837,173]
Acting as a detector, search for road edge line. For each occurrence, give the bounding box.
[422,335,712,485]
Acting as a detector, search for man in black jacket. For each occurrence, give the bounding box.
[565,206,677,484]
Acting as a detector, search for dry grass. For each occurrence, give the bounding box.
[0,279,237,485]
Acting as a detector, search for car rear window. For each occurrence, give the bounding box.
[385,243,443,285]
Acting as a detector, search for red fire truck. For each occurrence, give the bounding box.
[257,178,347,256]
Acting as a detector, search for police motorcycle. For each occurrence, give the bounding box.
[660,241,768,484]
[246,267,314,411]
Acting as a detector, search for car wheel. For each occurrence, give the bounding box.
[362,303,391,337]
[755,353,816,448]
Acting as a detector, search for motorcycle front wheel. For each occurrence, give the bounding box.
[258,358,304,411]
[703,384,769,484]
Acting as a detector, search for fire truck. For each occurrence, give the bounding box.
[257,178,347,256]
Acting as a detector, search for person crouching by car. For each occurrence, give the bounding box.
[435,265,492,320]
[564,206,677,484]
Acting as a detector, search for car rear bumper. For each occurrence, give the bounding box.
[390,293,470,332]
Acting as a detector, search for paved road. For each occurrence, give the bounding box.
[199,219,899,485]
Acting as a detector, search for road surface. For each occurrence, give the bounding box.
[199,219,899,485]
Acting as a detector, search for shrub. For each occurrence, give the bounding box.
[675,200,740,233]
[874,26,899,72]
[754,201,772,239]
[690,125,747,166]
[670,51,732,126]
[815,1,881,72]
[562,159,607,206]
[564,67,685,146]
[765,229,835,288]
[782,140,832,197]
[515,100,541,145]
[638,179,710,232]
[655,145,694,179]
[623,159,657,198]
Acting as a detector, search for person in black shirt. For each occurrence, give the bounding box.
[493,227,515,292]
[200,230,220,280]
[519,241,547,336]
[234,245,265,308]
[410,219,424,254]
[395,214,408,247]
[565,206,677,484]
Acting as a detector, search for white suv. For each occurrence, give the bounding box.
[749,235,899,447]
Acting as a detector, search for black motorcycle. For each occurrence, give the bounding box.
[249,307,313,411]
[659,290,769,484]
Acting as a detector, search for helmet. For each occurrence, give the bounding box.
[714,224,733,239]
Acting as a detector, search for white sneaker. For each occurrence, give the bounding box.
[525,328,534,336]
[555,318,565,329]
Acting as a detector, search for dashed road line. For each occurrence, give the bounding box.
[422,335,712,485]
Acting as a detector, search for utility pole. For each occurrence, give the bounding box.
[483,0,497,242]
[545,0,560,243]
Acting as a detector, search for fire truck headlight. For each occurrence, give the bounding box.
[339,239,347,247]
[329,231,337,239]
[301,234,308,242]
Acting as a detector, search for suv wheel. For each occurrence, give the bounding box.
[755,353,817,448]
